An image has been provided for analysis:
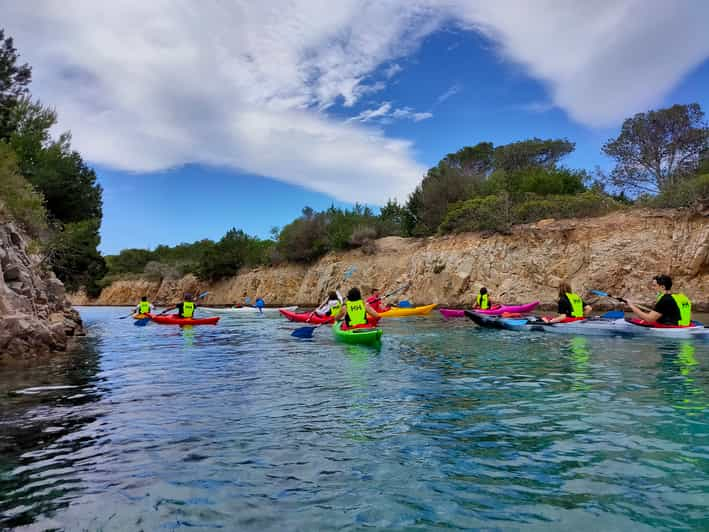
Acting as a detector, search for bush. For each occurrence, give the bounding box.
[438,194,511,234]
[638,174,709,210]
[0,142,47,235]
[143,261,181,281]
[513,191,621,223]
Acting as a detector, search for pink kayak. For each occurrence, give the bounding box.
[439,301,540,318]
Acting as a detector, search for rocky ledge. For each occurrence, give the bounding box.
[0,221,84,361]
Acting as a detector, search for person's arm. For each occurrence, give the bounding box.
[334,305,347,321]
[365,302,381,319]
[583,303,592,316]
[627,301,661,322]
[545,314,567,324]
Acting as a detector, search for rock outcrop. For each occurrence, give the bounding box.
[72,209,709,311]
[0,219,84,361]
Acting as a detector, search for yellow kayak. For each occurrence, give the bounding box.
[132,313,151,319]
[378,304,437,318]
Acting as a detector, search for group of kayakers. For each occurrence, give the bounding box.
[134,273,694,328]
[470,274,692,327]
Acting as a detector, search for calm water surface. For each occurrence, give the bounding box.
[1,307,709,530]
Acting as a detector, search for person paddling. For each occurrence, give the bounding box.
[315,291,343,318]
[544,281,591,323]
[366,288,391,313]
[167,293,198,318]
[626,274,692,326]
[135,296,153,316]
[473,287,493,310]
[336,287,381,329]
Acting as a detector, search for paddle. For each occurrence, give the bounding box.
[134,291,209,326]
[372,282,411,306]
[292,267,356,338]
[397,300,413,308]
[591,290,653,312]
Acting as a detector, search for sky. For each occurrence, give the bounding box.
[3,0,709,254]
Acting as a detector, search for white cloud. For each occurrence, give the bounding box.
[436,83,463,104]
[2,0,708,206]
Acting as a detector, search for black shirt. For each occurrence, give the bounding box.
[654,294,680,325]
[558,294,585,316]
[176,302,196,318]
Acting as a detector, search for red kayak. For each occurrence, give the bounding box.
[150,314,220,326]
[279,309,334,324]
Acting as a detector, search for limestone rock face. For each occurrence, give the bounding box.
[0,220,84,361]
[71,210,709,311]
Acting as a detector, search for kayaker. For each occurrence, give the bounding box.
[336,287,381,328]
[473,287,493,310]
[315,291,343,317]
[134,296,153,315]
[544,282,591,323]
[168,293,197,318]
[626,275,691,326]
[366,288,391,313]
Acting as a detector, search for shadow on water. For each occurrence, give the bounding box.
[0,336,103,529]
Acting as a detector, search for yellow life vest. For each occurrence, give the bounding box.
[565,292,584,318]
[476,293,490,310]
[181,301,195,318]
[330,301,342,317]
[346,299,367,326]
[672,293,691,326]
[139,301,151,314]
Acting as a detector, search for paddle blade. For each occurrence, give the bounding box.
[291,326,317,338]
[134,318,150,327]
[197,291,210,300]
[397,300,413,308]
[600,310,624,319]
[591,290,609,297]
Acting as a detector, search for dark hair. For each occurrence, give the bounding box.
[347,287,362,301]
[654,274,672,290]
[184,293,193,301]
[141,296,147,301]
[558,281,572,298]
[480,287,488,295]
[328,291,337,300]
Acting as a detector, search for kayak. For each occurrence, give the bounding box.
[132,313,151,319]
[150,314,220,326]
[465,311,708,338]
[440,301,539,318]
[332,321,382,345]
[279,309,334,324]
[204,306,297,315]
[378,304,437,318]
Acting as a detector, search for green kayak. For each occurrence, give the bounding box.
[332,321,383,345]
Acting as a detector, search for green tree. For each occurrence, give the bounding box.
[0,29,32,141]
[0,142,47,235]
[602,103,709,194]
[493,138,575,172]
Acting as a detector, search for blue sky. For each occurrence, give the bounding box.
[4,1,709,254]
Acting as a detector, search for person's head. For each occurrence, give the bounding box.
[479,287,488,295]
[347,287,362,301]
[653,274,672,291]
[141,296,147,301]
[328,291,338,301]
[371,287,380,296]
[184,292,193,302]
[558,281,572,298]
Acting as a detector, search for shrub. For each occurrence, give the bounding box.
[0,142,47,235]
[638,174,709,210]
[513,191,621,224]
[438,194,511,234]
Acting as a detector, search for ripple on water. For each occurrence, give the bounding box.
[0,307,708,530]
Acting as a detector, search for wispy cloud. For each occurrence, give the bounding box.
[349,102,433,124]
[2,0,708,205]
[436,83,463,104]
[512,101,556,114]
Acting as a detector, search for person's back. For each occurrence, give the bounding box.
[474,288,490,310]
[136,296,153,315]
[366,289,389,313]
[176,294,196,318]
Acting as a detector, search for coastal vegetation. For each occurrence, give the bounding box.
[0,29,105,296]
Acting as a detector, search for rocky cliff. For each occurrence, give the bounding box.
[0,218,84,361]
[71,209,709,310]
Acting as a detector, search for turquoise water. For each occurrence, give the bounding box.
[1,307,709,530]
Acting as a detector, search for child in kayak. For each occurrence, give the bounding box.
[544,282,591,323]
[366,288,391,313]
[314,291,343,318]
[626,274,692,326]
[134,296,153,316]
[473,287,494,310]
[336,287,381,329]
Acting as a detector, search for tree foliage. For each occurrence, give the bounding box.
[0,142,47,235]
[602,103,709,194]
[0,29,32,141]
